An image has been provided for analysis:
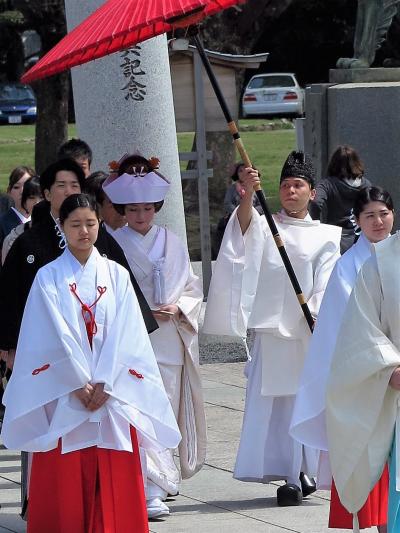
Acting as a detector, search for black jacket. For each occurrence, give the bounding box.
[0,208,21,250]
[0,203,157,350]
[309,175,371,254]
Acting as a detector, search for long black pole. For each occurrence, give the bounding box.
[192,33,314,332]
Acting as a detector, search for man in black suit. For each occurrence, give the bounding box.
[0,158,157,366]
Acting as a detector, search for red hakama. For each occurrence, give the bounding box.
[28,426,148,533]
[329,465,389,529]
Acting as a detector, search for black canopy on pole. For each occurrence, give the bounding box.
[192,32,314,333]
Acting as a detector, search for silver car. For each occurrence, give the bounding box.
[242,73,304,118]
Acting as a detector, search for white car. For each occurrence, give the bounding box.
[242,73,304,118]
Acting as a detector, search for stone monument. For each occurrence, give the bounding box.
[64,0,187,243]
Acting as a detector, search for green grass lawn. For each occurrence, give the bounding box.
[0,123,296,210]
[178,128,296,211]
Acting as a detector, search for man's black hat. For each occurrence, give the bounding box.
[280,151,315,188]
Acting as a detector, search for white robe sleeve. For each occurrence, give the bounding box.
[1,271,91,451]
[2,264,181,454]
[290,258,353,452]
[175,265,203,335]
[307,238,341,317]
[203,207,265,337]
[90,268,181,451]
[326,256,400,514]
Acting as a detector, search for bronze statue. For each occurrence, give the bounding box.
[337,0,400,68]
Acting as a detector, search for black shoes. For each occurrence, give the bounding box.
[299,472,317,497]
[276,473,317,506]
[277,483,303,506]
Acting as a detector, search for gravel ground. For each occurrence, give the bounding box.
[198,302,249,364]
[193,262,250,365]
[199,338,247,364]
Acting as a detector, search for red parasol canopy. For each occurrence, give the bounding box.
[21,0,243,83]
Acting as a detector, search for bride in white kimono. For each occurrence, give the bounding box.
[204,152,341,506]
[290,186,394,531]
[1,193,181,533]
[103,155,206,518]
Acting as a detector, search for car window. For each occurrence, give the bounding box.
[0,85,34,101]
[248,76,296,89]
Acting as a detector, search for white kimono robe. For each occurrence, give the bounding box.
[1,247,181,455]
[290,232,373,488]
[326,231,400,516]
[113,225,206,484]
[204,208,341,484]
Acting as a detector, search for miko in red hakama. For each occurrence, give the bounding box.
[2,249,181,533]
[329,465,389,529]
[28,427,148,533]
[27,284,149,533]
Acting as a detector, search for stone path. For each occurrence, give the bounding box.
[0,363,378,532]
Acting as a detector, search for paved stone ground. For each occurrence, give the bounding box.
[0,362,378,533]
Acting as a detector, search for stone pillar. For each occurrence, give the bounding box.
[64,1,187,243]
[304,71,400,231]
[304,84,332,181]
[327,81,400,231]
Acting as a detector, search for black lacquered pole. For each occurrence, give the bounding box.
[192,33,314,332]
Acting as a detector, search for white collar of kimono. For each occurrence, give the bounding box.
[276,209,316,226]
[121,224,165,262]
[65,245,97,273]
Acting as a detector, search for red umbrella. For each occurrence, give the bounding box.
[22,0,314,331]
[21,1,240,84]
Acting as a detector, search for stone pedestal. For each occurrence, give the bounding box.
[64,1,187,243]
[304,71,400,231]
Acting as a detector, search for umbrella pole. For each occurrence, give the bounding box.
[192,34,314,332]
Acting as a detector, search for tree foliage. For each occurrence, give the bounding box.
[12,0,68,173]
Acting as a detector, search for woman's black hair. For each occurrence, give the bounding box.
[113,200,164,216]
[230,162,260,182]
[21,176,42,211]
[59,193,99,225]
[40,158,85,195]
[353,186,394,219]
[7,165,35,192]
[230,162,245,182]
[117,155,152,177]
[327,145,364,181]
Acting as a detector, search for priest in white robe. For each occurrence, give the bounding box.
[326,231,400,532]
[103,155,206,518]
[204,151,341,506]
[1,193,181,532]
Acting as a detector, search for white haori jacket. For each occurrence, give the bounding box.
[1,247,181,455]
[114,225,206,478]
[290,232,373,452]
[203,208,341,396]
[326,231,400,515]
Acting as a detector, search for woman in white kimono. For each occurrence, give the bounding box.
[325,230,400,532]
[203,151,341,506]
[290,186,394,531]
[103,154,206,518]
[1,193,181,533]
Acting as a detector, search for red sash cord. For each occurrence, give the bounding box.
[32,363,50,376]
[69,283,107,347]
[129,369,144,379]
